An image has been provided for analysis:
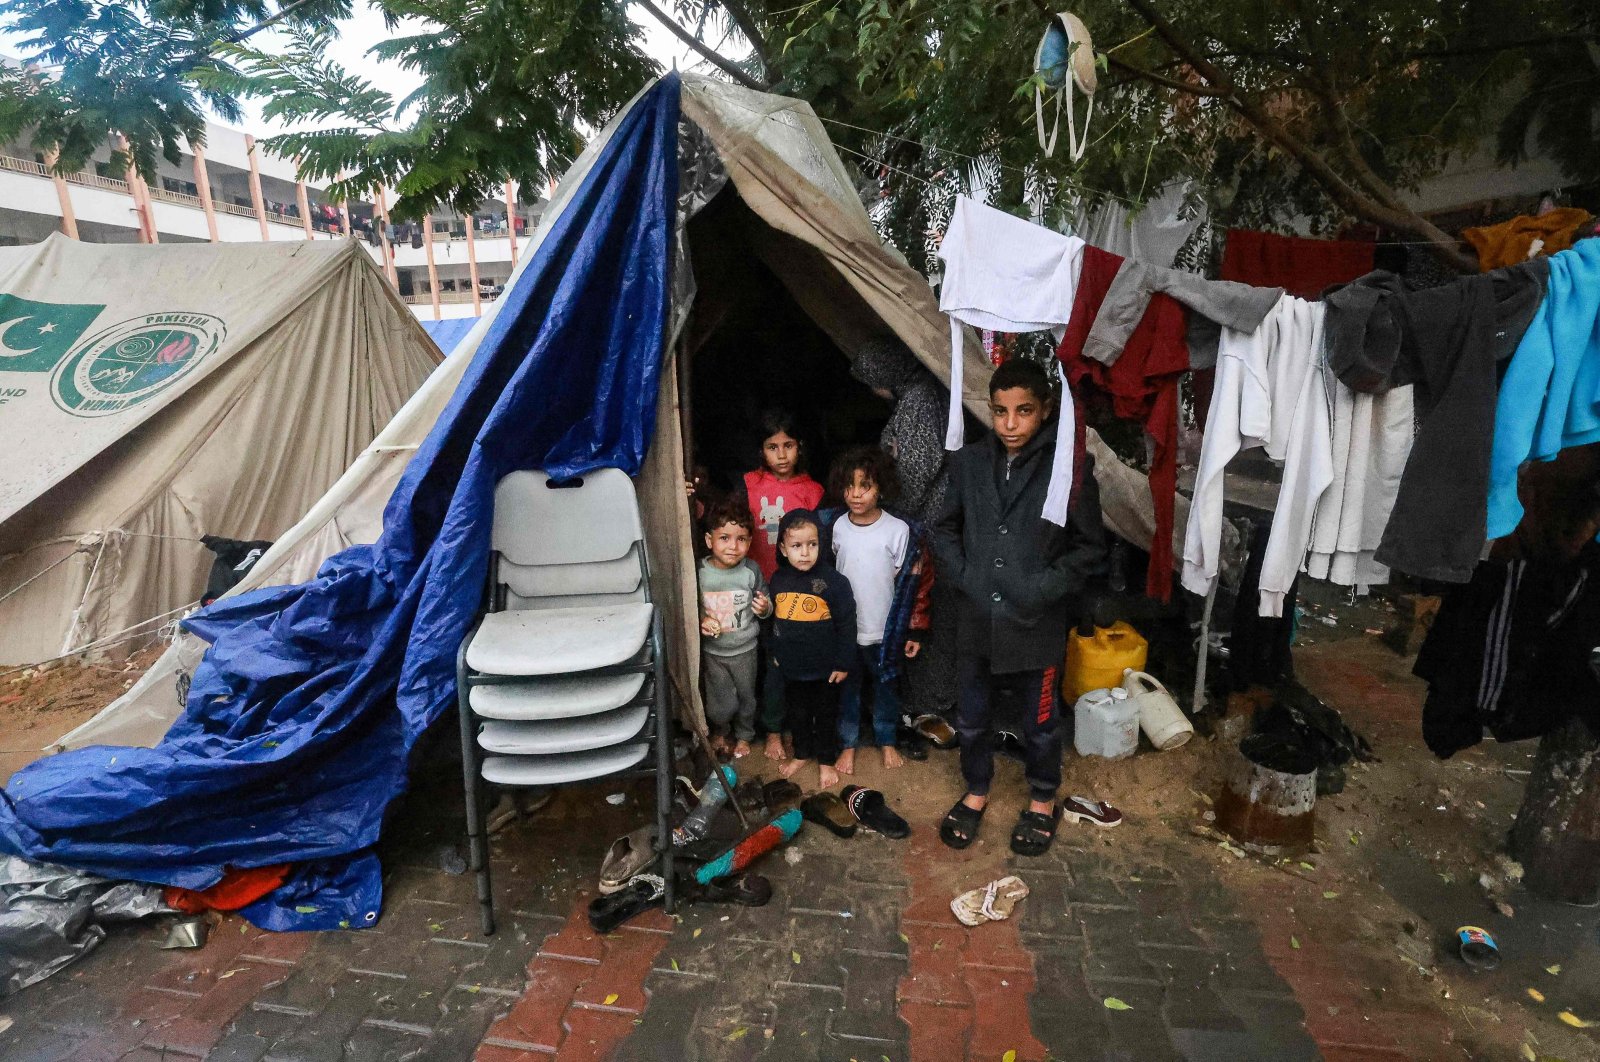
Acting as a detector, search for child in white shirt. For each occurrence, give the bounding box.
[829,447,921,773]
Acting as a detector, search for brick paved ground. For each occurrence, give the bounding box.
[3,632,1597,1061]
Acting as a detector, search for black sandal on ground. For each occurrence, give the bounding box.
[1010,804,1063,857]
[940,797,985,850]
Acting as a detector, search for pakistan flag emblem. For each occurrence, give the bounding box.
[0,294,104,373]
[53,312,227,417]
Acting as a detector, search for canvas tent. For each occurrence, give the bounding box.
[0,237,443,665]
[53,74,1177,752]
[2,74,1179,929]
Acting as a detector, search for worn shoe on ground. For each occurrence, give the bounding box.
[800,792,857,838]
[1062,795,1122,828]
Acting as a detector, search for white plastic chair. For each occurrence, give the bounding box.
[457,469,673,933]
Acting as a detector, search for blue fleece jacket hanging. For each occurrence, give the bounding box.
[1486,239,1600,539]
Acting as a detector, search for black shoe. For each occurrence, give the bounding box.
[801,792,858,838]
[587,874,664,933]
[841,784,910,839]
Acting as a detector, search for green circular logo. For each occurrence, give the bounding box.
[52,313,226,417]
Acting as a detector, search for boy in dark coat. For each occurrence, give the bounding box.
[932,358,1108,856]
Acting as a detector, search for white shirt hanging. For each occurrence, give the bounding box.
[936,196,1084,525]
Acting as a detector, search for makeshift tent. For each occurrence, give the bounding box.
[0,237,443,665]
[2,74,1178,929]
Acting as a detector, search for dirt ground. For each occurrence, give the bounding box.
[0,642,165,784]
[2,596,1595,1061]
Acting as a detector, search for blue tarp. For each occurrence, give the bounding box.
[419,316,479,357]
[0,76,682,931]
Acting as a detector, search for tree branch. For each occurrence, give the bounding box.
[636,0,766,89]
[715,0,769,70]
[1119,0,1476,271]
[1107,55,1228,97]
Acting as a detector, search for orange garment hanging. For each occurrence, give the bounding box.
[1462,208,1592,271]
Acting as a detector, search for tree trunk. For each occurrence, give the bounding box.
[1510,715,1600,906]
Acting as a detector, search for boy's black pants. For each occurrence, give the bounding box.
[955,648,1063,803]
[784,678,841,764]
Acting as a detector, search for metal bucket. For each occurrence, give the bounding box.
[1215,736,1317,856]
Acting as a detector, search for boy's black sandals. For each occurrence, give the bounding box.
[842,784,910,839]
[940,797,985,850]
[1010,803,1063,857]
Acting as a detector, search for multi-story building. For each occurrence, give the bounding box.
[0,117,542,322]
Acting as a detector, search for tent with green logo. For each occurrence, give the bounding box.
[0,236,442,665]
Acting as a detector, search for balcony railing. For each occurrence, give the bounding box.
[402,291,499,305]
[0,153,131,193]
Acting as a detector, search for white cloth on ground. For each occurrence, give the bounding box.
[936,195,1083,525]
[831,509,911,646]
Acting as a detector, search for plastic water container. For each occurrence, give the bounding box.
[1121,669,1194,750]
[1064,622,1148,700]
[1073,686,1139,759]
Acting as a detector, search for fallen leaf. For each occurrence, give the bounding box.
[1103,997,1133,1011]
[604,993,619,1006]
[693,928,702,939]
[727,1027,749,1041]
[1322,891,1339,899]
[0,1016,11,1034]
[1519,1044,1536,1061]
[428,922,443,932]
[1290,936,1300,950]
[671,959,680,972]
[1298,862,1315,871]
[791,950,801,965]
[1349,832,1361,845]
[1558,1010,1596,1028]
[1527,987,1546,1003]
[898,932,909,944]
[294,905,319,914]
[1546,964,1561,975]
[1004,1052,1017,1062]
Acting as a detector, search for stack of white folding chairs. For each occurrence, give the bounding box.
[456,468,673,934]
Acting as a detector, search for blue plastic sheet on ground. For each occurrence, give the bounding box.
[0,75,682,930]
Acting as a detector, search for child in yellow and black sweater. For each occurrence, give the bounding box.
[768,508,857,790]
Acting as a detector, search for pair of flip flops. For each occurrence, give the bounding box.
[951,875,1029,927]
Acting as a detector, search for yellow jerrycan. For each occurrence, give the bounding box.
[1063,621,1148,700]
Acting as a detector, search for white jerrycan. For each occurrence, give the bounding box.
[1122,669,1194,750]
[1073,686,1139,759]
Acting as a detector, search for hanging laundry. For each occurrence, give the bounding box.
[937,196,1083,524]
[1303,376,1413,590]
[1182,295,1332,616]
[1415,543,1600,759]
[1057,244,1188,600]
[1322,270,1408,393]
[1486,240,1600,539]
[1221,229,1375,299]
[1462,208,1592,271]
[1368,260,1550,581]
[1083,258,1282,369]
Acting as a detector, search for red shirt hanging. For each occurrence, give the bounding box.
[1057,246,1188,601]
